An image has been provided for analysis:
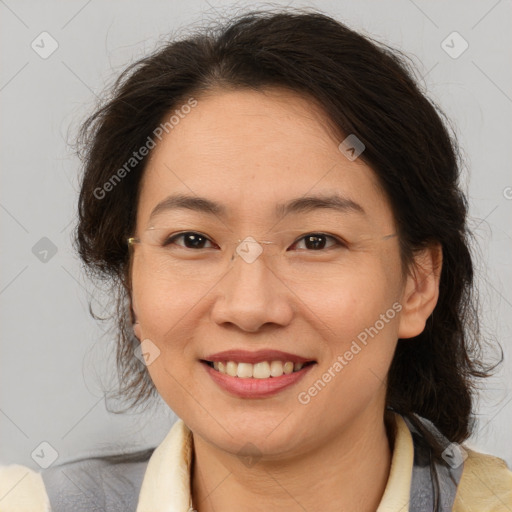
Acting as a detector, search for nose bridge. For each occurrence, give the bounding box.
[210,236,293,331]
[227,236,282,296]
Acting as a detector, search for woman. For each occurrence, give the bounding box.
[1,8,511,512]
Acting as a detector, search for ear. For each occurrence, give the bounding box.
[133,320,142,341]
[130,301,142,342]
[398,243,443,339]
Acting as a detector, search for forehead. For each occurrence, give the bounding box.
[137,88,394,230]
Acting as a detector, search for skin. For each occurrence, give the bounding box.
[131,88,442,512]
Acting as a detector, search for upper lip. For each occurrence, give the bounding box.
[202,349,316,364]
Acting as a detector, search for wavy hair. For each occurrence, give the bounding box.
[75,8,498,444]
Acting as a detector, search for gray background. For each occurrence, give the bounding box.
[1,0,511,470]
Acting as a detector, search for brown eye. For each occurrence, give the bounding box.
[165,232,215,249]
[292,233,344,251]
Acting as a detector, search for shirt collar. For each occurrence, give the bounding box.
[136,413,413,512]
[136,419,194,512]
[376,414,413,511]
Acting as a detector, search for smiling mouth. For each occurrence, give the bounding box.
[201,360,316,379]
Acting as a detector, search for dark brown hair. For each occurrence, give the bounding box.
[75,8,497,443]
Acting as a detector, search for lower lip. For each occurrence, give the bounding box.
[202,361,315,398]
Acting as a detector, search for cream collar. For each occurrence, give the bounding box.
[136,414,413,512]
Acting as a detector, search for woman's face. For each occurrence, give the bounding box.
[131,88,418,458]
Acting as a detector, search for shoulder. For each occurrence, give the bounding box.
[454,447,512,511]
[0,450,153,512]
[0,464,49,512]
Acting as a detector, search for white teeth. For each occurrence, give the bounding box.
[253,361,271,379]
[283,362,294,374]
[270,360,283,377]
[236,362,253,378]
[226,361,237,377]
[212,360,308,378]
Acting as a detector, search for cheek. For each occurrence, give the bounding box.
[131,263,207,415]
[131,256,207,339]
[298,257,401,343]
[297,258,402,399]
[299,296,400,420]
[320,286,400,375]
[130,265,203,398]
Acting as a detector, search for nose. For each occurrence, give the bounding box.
[209,247,294,332]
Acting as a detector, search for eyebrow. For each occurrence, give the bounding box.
[148,193,365,221]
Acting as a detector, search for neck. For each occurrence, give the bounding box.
[191,406,394,512]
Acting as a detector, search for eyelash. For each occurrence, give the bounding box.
[163,231,347,251]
